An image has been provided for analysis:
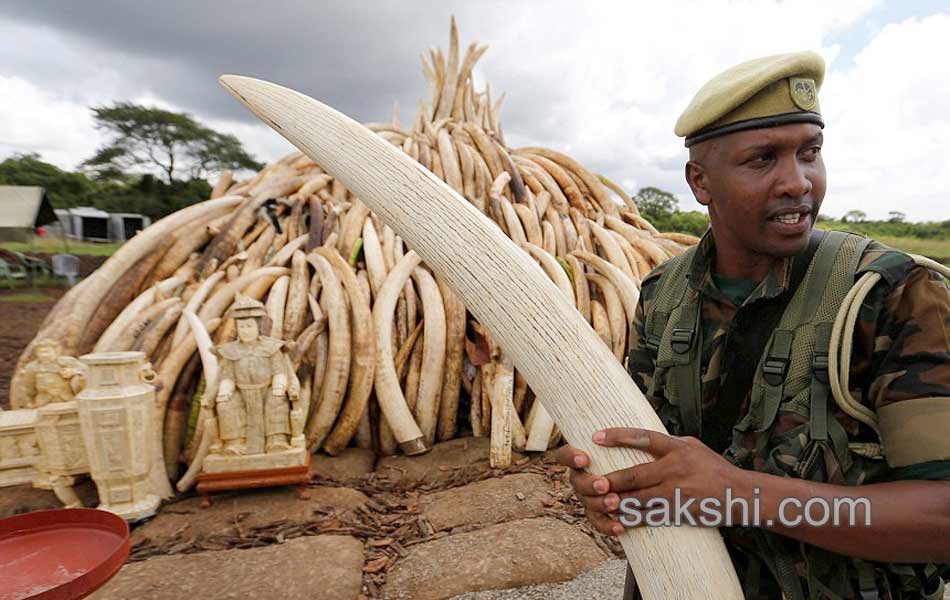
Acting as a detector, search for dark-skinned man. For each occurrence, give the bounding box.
[555,52,950,599]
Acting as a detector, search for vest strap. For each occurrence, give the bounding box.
[671,297,703,437]
[756,329,794,432]
[809,322,834,442]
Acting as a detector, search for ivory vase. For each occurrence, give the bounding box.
[77,351,161,521]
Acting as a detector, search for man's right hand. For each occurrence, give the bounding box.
[554,444,624,537]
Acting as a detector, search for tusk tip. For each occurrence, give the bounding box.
[218,75,275,107]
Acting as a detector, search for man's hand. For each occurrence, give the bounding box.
[555,427,745,535]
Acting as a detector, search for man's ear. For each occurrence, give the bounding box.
[685,161,711,207]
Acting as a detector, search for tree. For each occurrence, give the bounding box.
[888,211,906,223]
[81,102,262,184]
[635,186,679,221]
[0,153,98,208]
[841,209,867,223]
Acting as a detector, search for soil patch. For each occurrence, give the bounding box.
[0,287,66,408]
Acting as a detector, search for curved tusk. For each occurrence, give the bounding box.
[219,74,742,600]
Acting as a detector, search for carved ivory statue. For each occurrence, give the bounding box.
[17,339,86,409]
[200,295,308,487]
[22,339,90,507]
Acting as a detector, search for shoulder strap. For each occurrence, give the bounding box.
[707,229,825,453]
[642,247,701,432]
[643,247,695,356]
[749,232,872,477]
[754,230,849,431]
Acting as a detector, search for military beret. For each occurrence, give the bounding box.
[675,51,825,147]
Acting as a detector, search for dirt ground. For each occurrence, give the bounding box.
[0,253,107,408]
[0,287,66,408]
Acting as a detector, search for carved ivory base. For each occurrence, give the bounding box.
[201,446,308,474]
[197,450,311,507]
[77,351,162,522]
[0,409,40,487]
[33,400,89,507]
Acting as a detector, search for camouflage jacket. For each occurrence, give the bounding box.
[627,230,950,598]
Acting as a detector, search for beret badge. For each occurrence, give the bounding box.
[790,77,818,111]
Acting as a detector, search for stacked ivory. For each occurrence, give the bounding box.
[10,20,698,474]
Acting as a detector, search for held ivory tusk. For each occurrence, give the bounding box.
[219,74,742,600]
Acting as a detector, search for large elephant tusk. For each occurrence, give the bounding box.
[219,74,742,600]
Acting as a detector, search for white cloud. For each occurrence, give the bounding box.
[0,76,99,168]
[820,13,950,221]
[481,0,882,211]
[2,1,949,222]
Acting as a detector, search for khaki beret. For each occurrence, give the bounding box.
[675,51,825,147]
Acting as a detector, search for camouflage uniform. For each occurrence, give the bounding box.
[627,230,950,599]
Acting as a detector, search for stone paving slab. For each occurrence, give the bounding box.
[420,472,552,532]
[131,485,368,546]
[311,447,376,483]
[91,535,364,600]
[383,517,608,600]
[376,437,524,487]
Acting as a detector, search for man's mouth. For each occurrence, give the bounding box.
[770,212,807,224]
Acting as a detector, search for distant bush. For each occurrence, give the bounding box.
[0,154,212,219]
[817,218,950,240]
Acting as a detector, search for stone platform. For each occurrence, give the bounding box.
[0,437,621,599]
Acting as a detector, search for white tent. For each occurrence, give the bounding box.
[0,186,57,241]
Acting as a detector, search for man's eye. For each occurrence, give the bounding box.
[801,146,821,160]
[747,153,773,166]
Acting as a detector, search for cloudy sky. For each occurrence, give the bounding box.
[1,1,948,221]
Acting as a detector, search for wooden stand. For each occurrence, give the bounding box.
[196,452,311,507]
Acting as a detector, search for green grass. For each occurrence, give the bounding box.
[0,237,122,256]
[874,236,950,262]
[0,292,56,303]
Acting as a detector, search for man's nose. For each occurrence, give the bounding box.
[775,156,812,199]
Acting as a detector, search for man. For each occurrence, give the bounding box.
[556,52,950,598]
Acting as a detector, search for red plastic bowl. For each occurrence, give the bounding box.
[0,508,129,600]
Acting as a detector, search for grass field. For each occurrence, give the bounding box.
[0,237,122,256]
[873,236,950,262]
[0,292,56,303]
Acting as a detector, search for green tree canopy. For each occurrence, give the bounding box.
[81,102,263,184]
[842,209,867,223]
[634,186,679,221]
[0,153,98,208]
[633,186,709,237]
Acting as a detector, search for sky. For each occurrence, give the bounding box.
[0,1,948,221]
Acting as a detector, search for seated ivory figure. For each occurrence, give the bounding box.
[17,339,86,408]
[203,295,305,470]
[17,339,89,507]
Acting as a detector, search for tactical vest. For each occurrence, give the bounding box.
[642,230,945,600]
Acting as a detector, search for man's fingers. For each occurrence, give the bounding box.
[585,505,624,536]
[570,469,611,496]
[578,491,623,516]
[593,427,684,457]
[604,460,666,492]
[554,444,590,469]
